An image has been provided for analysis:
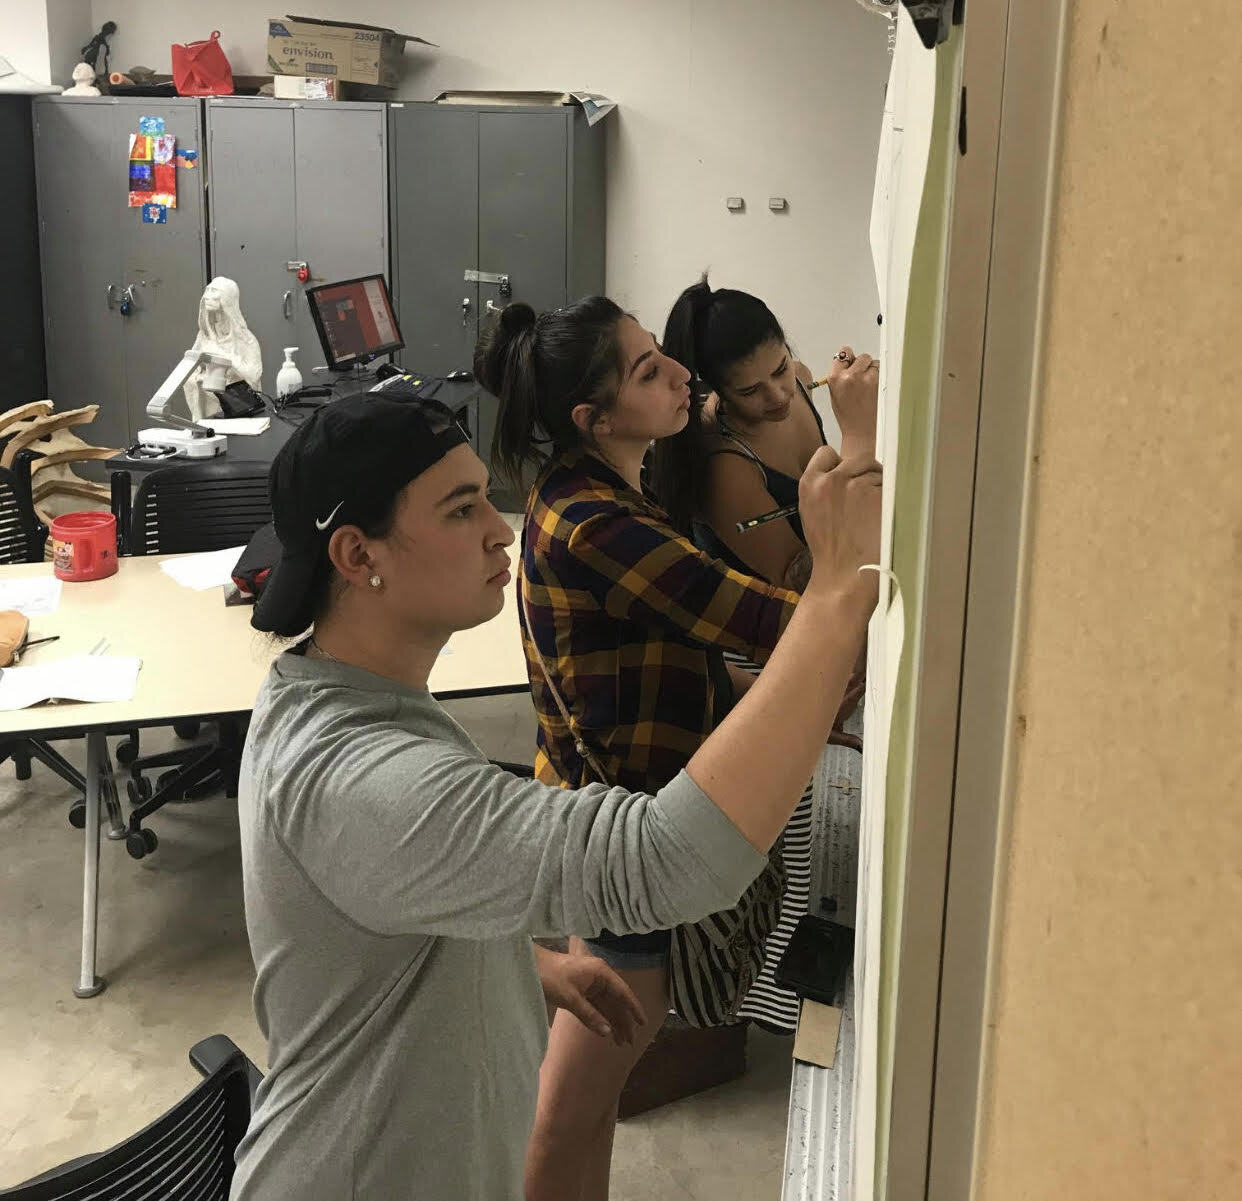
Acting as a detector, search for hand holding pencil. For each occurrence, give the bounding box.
[808,347,880,392]
[820,345,879,464]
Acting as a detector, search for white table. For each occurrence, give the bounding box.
[0,554,529,997]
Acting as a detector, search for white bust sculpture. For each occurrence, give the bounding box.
[63,62,100,96]
[184,277,264,421]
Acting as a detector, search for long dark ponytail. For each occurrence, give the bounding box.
[473,296,627,490]
[649,275,786,536]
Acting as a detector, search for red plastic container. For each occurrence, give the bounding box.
[51,512,118,582]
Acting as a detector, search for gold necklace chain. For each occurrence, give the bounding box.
[307,636,339,663]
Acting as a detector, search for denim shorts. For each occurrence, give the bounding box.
[584,928,671,971]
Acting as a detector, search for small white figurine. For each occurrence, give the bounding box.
[63,62,100,96]
[183,277,264,420]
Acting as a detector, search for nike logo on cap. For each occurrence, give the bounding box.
[315,502,344,531]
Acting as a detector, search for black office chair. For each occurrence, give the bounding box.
[0,456,88,797]
[0,1035,260,1199]
[113,461,272,859]
[126,460,274,559]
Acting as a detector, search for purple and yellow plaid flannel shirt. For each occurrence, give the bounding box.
[520,451,799,795]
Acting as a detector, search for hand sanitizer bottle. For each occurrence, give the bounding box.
[276,347,302,399]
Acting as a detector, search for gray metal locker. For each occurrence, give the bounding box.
[390,102,605,374]
[477,112,569,324]
[207,99,388,392]
[205,101,297,396]
[389,102,605,506]
[33,96,207,448]
[387,105,480,377]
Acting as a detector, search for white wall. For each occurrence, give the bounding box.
[1,1,53,83]
[0,0,92,86]
[96,0,889,430]
[45,0,93,90]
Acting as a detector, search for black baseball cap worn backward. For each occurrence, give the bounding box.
[252,392,469,636]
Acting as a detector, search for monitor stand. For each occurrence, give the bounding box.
[307,361,383,399]
[275,357,400,415]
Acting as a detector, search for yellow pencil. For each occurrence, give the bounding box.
[810,357,880,389]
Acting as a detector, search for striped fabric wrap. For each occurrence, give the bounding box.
[668,835,787,1028]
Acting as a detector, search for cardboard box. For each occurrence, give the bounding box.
[272,74,348,101]
[267,16,435,89]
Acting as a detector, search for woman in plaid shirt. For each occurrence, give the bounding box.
[475,296,879,1200]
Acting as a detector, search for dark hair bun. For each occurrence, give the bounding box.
[473,301,537,396]
[687,275,716,314]
[499,301,537,335]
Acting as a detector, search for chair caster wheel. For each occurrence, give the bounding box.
[115,735,139,766]
[173,720,201,741]
[126,828,158,859]
[127,777,153,804]
[68,803,86,829]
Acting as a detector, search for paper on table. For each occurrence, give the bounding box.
[201,417,271,435]
[0,576,63,616]
[0,655,142,710]
[159,547,247,591]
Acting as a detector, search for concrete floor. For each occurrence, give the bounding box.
[0,693,792,1197]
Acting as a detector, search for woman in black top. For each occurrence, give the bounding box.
[650,276,878,1033]
[652,276,877,589]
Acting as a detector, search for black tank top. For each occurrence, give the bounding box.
[693,378,827,580]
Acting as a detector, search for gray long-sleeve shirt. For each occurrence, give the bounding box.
[230,651,766,1200]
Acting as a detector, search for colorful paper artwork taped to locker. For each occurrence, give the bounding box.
[128,162,152,209]
[141,204,167,224]
[129,133,152,206]
[128,131,177,211]
[138,115,165,136]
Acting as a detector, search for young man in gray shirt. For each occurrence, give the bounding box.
[234,358,879,1199]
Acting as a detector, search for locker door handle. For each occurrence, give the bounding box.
[486,299,499,314]
[283,291,294,319]
[461,297,471,326]
[105,284,120,310]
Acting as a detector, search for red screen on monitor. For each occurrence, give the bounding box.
[307,275,403,368]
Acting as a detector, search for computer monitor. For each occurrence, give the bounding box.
[306,274,404,371]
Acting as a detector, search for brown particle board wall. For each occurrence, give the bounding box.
[975,3,1242,1199]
